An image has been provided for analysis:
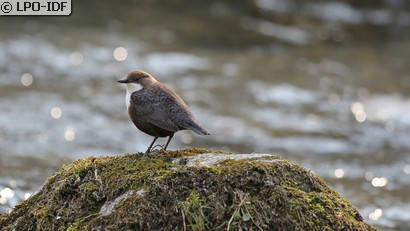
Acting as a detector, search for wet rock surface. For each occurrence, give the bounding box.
[0,148,375,230]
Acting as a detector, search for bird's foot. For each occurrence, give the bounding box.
[144,144,166,155]
[155,144,170,152]
[144,144,169,156]
[144,149,162,157]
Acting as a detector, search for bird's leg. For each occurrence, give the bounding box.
[146,136,159,154]
[163,134,174,151]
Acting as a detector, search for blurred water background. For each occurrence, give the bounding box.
[1,0,410,230]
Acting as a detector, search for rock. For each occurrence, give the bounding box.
[0,148,376,230]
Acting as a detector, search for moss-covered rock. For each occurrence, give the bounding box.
[0,148,376,230]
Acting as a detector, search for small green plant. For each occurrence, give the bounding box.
[177,191,210,231]
[226,190,262,231]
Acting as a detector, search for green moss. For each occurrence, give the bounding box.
[60,156,97,175]
[66,220,81,231]
[177,191,210,231]
[0,149,376,231]
[167,147,231,158]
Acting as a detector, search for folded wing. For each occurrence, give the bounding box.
[130,90,180,133]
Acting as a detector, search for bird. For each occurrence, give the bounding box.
[117,70,211,153]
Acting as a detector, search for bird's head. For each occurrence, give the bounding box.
[117,70,157,88]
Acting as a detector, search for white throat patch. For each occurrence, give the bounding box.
[125,83,143,109]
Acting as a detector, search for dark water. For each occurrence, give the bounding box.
[1,1,410,230]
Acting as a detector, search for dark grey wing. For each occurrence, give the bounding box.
[158,84,211,135]
[130,90,180,132]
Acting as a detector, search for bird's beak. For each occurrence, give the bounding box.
[117,79,128,84]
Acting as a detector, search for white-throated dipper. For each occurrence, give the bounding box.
[117,70,211,153]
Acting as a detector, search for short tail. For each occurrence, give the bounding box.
[190,123,211,135]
